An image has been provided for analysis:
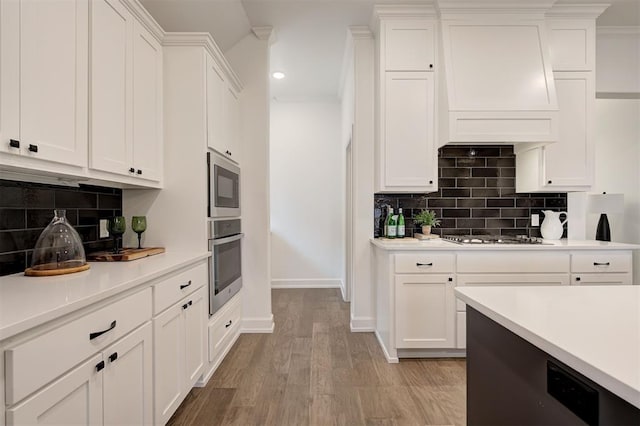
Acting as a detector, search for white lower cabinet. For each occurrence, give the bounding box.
[154,287,205,425]
[571,273,632,286]
[208,291,242,370]
[5,296,153,426]
[395,274,456,349]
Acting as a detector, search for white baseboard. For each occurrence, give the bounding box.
[241,315,275,333]
[339,283,348,302]
[375,330,399,363]
[350,315,375,332]
[271,278,342,289]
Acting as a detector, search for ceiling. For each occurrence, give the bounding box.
[141,0,640,101]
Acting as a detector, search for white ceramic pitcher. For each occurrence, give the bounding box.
[540,210,567,240]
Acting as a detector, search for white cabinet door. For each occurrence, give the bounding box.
[571,273,632,286]
[381,71,436,191]
[206,55,227,155]
[395,274,455,349]
[154,303,184,425]
[225,86,240,162]
[6,354,103,426]
[103,322,153,426]
[132,19,162,182]
[184,288,205,386]
[90,0,133,176]
[3,0,88,166]
[384,20,434,71]
[542,72,593,188]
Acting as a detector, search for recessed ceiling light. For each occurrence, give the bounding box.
[272,71,286,80]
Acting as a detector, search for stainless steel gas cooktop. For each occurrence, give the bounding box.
[442,235,546,244]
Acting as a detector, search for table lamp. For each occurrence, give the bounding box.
[588,192,624,241]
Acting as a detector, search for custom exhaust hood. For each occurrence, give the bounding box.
[436,0,559,149]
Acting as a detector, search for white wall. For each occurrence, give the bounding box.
[270,100,344,289]
[225,30,274,332]
[592,99,640,279]
[596,28,640,94]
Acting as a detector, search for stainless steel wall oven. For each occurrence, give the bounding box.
[208,218,242,315]
[207,151,240,218]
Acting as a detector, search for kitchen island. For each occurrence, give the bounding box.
[456,285,640,425]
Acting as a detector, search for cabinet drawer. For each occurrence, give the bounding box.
[395,253,455,274]
[153,262,207,314]
[208,293,241,363]
[571,252,632,273]
[5,288,151,405]
[457,252,569,273]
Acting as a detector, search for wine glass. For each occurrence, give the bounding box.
[111,216,126,254]
[131,216,147,250]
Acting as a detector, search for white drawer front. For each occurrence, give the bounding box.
[208,294,241,363]
[457,252,569,273]
[6,288,152,405]
[455,273,570,310]
[571,273,632,286]
[153,262,207,315]
[395,253,455,274]
[571,252,632,273]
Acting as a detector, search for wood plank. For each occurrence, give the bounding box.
[87,247,165,261]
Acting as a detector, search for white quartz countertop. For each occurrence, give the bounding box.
[455,285,640,409]
[371,238,640,251]
[0,251,210,342]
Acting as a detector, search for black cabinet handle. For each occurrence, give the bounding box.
[180,280,192,290]
[416,262,433,267]
[136,169,142,175]
[225,320,232,328]
[182,303,189,310]
[89,320,116,340]
[429,64,433,69]
[189,300,193,306]
[576,277,581,281]
[448,277,453,282]
[28,144,38,153]
[129,167,135,173]
[593,262,610,266]
[109,352,118,362]
[548,180,552,184]
[96,361,105,372]
[9,139,20,148]
[429,180,433,184]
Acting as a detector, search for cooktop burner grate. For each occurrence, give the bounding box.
[442,235,545,244]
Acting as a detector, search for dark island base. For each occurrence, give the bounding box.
[467,306,640,426]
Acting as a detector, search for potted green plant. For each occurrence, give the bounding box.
[414,210,441,235]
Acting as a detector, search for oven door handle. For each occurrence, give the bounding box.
[212,233,244,246]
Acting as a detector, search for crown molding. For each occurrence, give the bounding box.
[122,0,165,42]
[163,33,244,92]
[349,26,373,40]
[546,3,610,19]
[252,26,274,42]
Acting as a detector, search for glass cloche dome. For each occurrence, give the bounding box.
[25,209,90,276]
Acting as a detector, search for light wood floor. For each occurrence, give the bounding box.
[168,288,466,426]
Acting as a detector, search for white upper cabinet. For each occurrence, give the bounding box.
[373,7,439,193]
[0,0,88,167]
[547,19,596,71]
[207,53,241,164]
[90,0,163,185]
[384,20,435,71]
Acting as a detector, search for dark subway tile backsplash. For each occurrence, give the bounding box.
[0,180,122,276]
[374,145,568,238]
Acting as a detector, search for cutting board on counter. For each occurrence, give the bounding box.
[88,247,165,262]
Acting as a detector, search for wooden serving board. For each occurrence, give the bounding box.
[25,263,90,277]
[87,247,165,262]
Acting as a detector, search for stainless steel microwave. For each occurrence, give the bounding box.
[207,151,240,217]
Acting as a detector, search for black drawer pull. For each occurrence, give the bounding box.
[188,300,193,306]
[129,167,135,173]
[9,139,20,148]
[593,262,610,266]
[136,169,142,175]
[180,280,192,290]
[28,144,38,153]
[96,361,105,372]
[109,352,118,362]
[416,262,433,267]
[448,277,453,282]
[576,277,581,281]
[90,320,116,340]
[225,320,232,328]
[182,303,189,310]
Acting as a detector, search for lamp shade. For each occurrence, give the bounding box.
[588,193,624,214]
